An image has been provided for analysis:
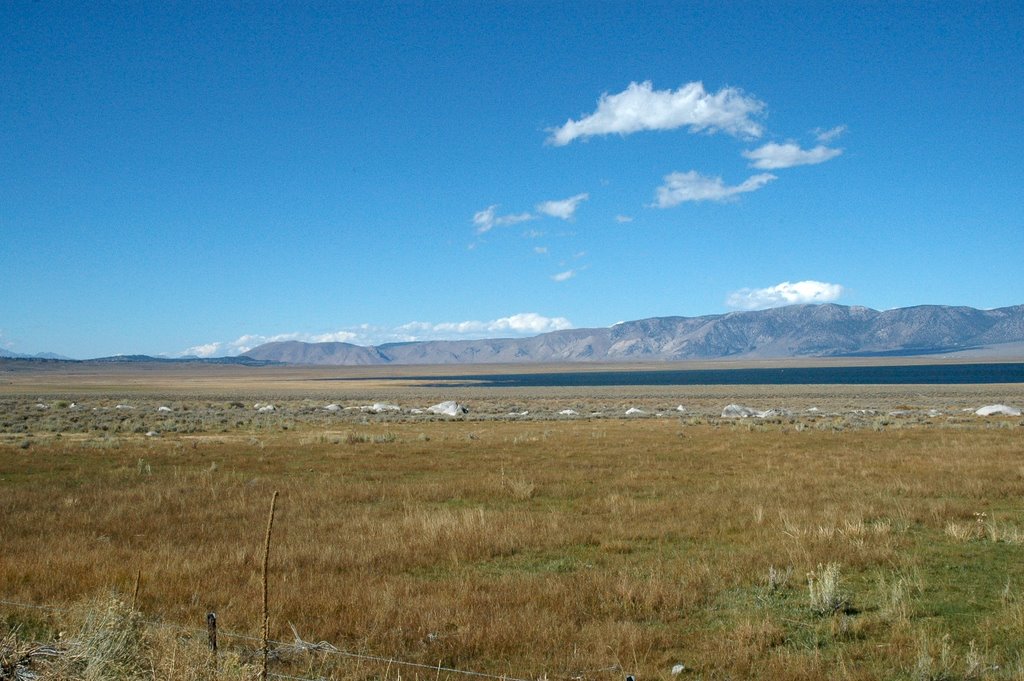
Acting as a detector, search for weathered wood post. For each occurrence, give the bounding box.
[206,611,218,654]
[261,490,279,681]
[131,568,141,611]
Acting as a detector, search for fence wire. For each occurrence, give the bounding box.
[0,596,622,681]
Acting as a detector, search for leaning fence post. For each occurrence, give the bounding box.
[261,490,279,681]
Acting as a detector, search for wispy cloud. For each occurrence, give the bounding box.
[178,314,574,356]
[615,214,634,223]
[535,192,589,220]
[814,125,847,143]
[743,142,842,169]
[726,280,845,310]
[547,80,764,146]
[654,170,776,207]
[399,313,572,337]
[551,269,577,282]
[472,204,535,234]
[473,194,587,236]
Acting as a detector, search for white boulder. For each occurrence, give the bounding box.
[427,401,468,416]
[721,404,762,418]
[721,404,791,418]
[976,404,1021,416]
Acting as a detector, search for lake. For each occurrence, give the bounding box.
[387,362,1024,387]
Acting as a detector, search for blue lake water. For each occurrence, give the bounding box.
[360,363,1024,388]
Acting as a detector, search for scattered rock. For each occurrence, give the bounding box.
[722,404,791,418]
[625,407,646,415]
[762,408,792,417]
[976,404,1021,416]
[427,401,468,416]
[323,404,341,412]
[156,406,172,413]
[721,404,762,418]
[257,404,276,413]
[363,403,400,413]
[559,409,578,416]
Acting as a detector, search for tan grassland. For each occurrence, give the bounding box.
[2,361,1024,680]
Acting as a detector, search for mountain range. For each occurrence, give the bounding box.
[244,303,1024,365]
[0,349,71,360]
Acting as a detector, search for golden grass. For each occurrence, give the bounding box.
[1,372,1024,679]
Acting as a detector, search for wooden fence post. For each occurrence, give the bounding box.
[207,611,218,654]
[261,490,279,681]
[131,568,141,611]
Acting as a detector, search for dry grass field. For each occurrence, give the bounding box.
[2,361,1024,680]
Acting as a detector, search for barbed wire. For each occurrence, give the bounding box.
[0,596,622,681]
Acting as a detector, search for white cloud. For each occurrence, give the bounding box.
[814,125,847,143]
[654,170,776,207]
[398,313,573,337]
[726,280,845,310]
[547,80,764,146]
[743,142,843,169]
[472,205,535,234]
[181,342,223,358]
[615,214,634,223]
[534,246,548,254]
[309,331,359,343]
[474,194,588,239]
[551,269,577,282]
[535,193,589,220]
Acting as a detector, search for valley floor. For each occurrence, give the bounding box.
[2,364,1024,680]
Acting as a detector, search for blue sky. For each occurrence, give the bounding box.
[2,2,1022,359]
